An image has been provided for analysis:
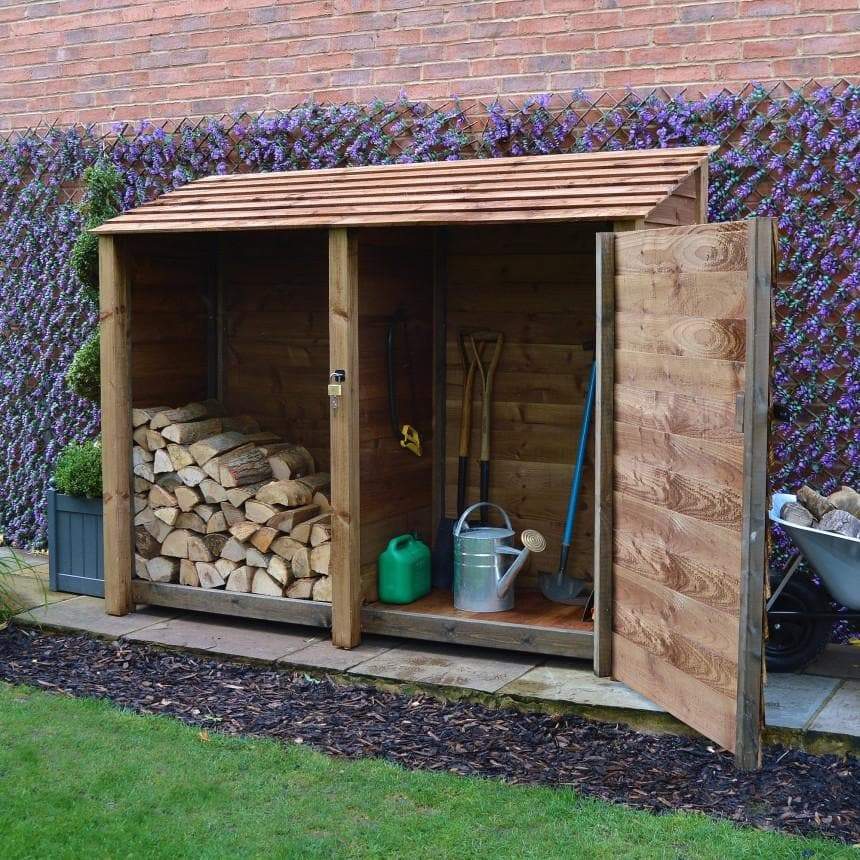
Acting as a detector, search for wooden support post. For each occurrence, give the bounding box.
[99,236,134,616]
[593,231,615,677]
[329,228,361,649]
[696,162,710,224]
[734,217,773,770]
[431,227,447,533]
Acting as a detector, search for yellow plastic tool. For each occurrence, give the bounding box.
[400,424,422,457]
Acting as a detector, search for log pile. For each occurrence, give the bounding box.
[781,484,860,538]
[131,400,336,602]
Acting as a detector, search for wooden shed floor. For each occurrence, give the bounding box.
[367,589,592,631]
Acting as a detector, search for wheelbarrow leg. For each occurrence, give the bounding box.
[766,553,803,611]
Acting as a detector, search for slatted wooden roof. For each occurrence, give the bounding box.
[94,146,713,234]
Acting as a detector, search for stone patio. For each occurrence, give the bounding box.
[6,569,860,744]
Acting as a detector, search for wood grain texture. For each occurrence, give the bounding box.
[99,236,134,616]
[329,228,361,648]
[94,148,712,234]
[608,221,766,763]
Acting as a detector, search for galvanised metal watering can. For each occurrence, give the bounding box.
[453,502,546,612]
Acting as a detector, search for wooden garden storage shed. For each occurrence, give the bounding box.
[94,147,773,767]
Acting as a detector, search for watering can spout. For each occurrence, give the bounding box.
[497,529,547,598]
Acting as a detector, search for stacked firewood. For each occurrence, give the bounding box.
[131,400,334,601]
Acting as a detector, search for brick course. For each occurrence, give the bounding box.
[0,0,857,130]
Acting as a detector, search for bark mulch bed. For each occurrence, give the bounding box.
[0,626,857,843]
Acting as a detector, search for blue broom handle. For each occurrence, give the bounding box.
[562,362,597,548]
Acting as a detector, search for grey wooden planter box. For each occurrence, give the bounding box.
[47,489,104,597]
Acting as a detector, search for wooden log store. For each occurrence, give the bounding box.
[94,147,773,767]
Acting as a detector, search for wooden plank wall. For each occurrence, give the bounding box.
[129,235,209,407]
[644,171,701,228]
[358,229,435,570]
[609,222,750,754]
[445,223,606,588]
[220,230,331,469]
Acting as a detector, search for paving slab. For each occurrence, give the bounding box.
[805,645,860,681]
[126,614,323,661]
[500,659,664,712]
[281,635,402,672]
[349,641,538,693]
[17,596,180,638]
[808,680,860,736]
[6,575,74,613]
[763,673,841,730]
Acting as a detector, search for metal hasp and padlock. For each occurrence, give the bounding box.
[328,369,345,412]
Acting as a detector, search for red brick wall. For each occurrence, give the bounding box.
[1,0,857,130]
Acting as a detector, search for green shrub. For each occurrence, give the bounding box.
[66,330,100,402]
[53,439,102,499]
[70,161,122,304]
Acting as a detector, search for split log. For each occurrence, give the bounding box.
[179,559,200,587]
[247,431,281,445]
[176,512,207,534]
[133,445,153,465]
[222,414,261,434]
[134,428,166,451]
[226,481,267,508]
[203,442,252,480]
[220,502,244,527]
[134,496,147,514]
[252,569,283,597]
[215,558,239,578]
[162,417,223,445]
[196,562,225,589]
[313,490,332,512]
[291,547,313,578]
[312,576,332,602]
[245,500,281,524]
[250,526,278,553]
[797,485,835,521]
[268,555,293,586]
[189,431,248,466]
[187,535,214,563]
[310,521,332,547]
[134,476,153,494]
[206,512,228,534]
[144,517,172,543]
[203,533,229,558]
[229,521,260,543]
[167,443,194,471]
[135,525,161,560]
[219,446,272,488]
[147,556,179,583]
[194,503,216,522]
[297,472,330,494]
[134,506,155,527]
[267,504,320,534]
[177,465,207,487]
[286,578,316,599]
[134,554,150,580]
[133,461,155,482]
[148,484,177,509]
[175,485,202,512]
[270,535,304,561]
[829,486,860,518]
[255,480,312,508]
[309,543,330,575]
[199,478,228,504]
[268,444,315,480]
[133,405,171,427]
[161,529,191,559]
[150,401,217,430]
[153,449,174,474]
[291,513,331,545]
[819,509,860,538]
[156,473,182,491]
[246,547,272,569]
[226,566,254,592]
[220,536,247,562]
[154,507,179,526]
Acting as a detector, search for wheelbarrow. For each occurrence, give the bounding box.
[766,492,860,672]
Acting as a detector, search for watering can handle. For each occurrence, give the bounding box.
[454,502,513,537]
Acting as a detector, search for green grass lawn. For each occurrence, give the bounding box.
[0,684,850,859]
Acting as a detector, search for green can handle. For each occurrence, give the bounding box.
[387,534,414,553]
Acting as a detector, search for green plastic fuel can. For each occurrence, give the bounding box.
[378,534,431,604]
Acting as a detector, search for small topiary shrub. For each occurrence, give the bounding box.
[70,161,122,304]
[53,439,102,498]
[66,330,100,402]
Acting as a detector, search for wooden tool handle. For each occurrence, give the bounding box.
[478,333,504,463]
[458,346,479,458]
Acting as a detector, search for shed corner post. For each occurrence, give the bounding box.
[328,227,361,649]
[593,230,616,678]
[98,235,134,616]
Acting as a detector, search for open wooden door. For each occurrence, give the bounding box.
[593,219,773,769]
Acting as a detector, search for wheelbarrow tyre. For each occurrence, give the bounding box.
[766,571,832,673]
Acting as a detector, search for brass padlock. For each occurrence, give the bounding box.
[327,382,343,397]
[328,370,345,412]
